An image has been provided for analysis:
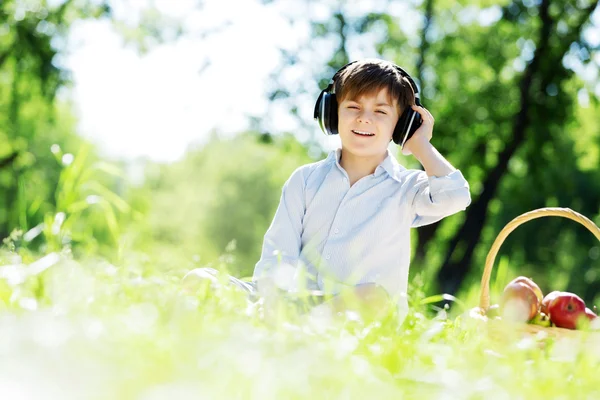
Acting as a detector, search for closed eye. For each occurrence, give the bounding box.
[376,110,387,114]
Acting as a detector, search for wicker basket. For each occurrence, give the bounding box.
[478,207,600,341]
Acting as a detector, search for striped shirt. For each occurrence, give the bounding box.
[253,148,471,318]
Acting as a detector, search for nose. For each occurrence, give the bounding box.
[357,110,373,123]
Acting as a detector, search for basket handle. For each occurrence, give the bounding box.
[479,207,600,311]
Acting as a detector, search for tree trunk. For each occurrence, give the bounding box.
[415,0,434,83]
[414,0,440,264]
[0,152,18,169]
[436,0,552,295]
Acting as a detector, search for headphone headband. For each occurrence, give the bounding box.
[330,60,420,97]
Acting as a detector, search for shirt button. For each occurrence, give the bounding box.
[325,254,331,260]
[334,228,339,234]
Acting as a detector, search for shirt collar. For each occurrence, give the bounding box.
[328,148,405,183]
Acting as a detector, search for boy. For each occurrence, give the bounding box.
[251,58,471,321]
[183,58,470,322]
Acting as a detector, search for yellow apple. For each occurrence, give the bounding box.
[501,281,540,322]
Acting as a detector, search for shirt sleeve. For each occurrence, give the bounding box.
[252,166,306,287]
[409,170,471,227]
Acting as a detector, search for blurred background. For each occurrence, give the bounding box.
[1,0,599,305]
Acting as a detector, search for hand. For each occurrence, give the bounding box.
[401,105,435,156]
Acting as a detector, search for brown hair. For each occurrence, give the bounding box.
[334,59,415,114]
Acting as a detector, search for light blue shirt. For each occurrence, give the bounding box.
[253,148,471,317]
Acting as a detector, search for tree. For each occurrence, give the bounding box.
[435,0,600,297]
[0,0,182,255]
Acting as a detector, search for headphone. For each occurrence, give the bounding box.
[313,60,423,149]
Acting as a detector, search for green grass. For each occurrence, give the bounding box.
[0,250,599,400]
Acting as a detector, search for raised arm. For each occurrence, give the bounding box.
[411,140,457,177]
[403,105,471,226]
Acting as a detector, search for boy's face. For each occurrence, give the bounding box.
[337,87,400,160]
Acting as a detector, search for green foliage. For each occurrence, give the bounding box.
[0,0,110,246]
[0,251,599,398]
[0,0,165,259]
[416,0,600,301]
[130,132,317,277]
[41,143,131,256]
[0,143,133,265]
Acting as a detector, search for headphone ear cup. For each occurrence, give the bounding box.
[393,107,423,146]
[392,111,407,145]
[323,93,339,135]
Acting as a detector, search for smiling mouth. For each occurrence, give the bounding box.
[352,130,375,137]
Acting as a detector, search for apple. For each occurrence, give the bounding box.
[547,292,586,330]
[501,282,540,322]
[572,308,599,330]
[585,307,598,321]
[511,276,544,304]
[541,290,561,315]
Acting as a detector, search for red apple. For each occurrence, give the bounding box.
[541,290,561,315]
[585,307,598,321]
[511,276,544,304]
[573,308,599,330]
[547,292,586,330]
[501,282,540,322]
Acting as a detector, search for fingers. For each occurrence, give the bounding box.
[409,105,434,143]
[411,105,434,125]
